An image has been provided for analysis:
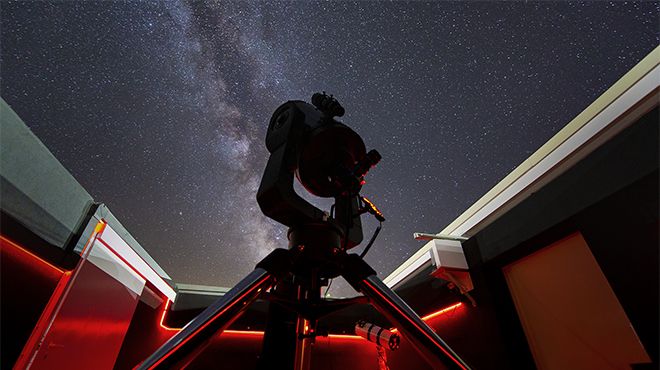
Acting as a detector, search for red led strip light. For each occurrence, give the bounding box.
[421,302,463,321]
[0,235,66,274]
[390,302,464,333]
[362,280,468,370]
[159,299,463,341]
[159,299,179,332]
[149,273,272,369]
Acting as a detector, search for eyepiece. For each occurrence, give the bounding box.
[312,92,345,118]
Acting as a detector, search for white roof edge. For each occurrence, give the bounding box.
[385,250,432,288]
[99,223,177,301]
[384,46,660,285]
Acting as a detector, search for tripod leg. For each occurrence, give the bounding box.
[137,268,274,369]
[257,278,297,370]
[342,255,471,370]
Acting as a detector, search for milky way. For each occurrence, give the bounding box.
[1,1,658,296]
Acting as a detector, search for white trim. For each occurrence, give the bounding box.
[431,239,468,271]
[88,240,146,296]
[99,224,177,301]
[449,64,660,237]
[385,251,432,288]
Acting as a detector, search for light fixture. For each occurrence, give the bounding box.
[413,233,467,242]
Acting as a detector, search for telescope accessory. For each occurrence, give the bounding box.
[355,320,401,351]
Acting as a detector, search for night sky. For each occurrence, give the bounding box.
[1,1,658,296]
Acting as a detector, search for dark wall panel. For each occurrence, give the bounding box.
[461,107,659,368]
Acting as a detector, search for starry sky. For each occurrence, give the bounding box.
[1,1,658,296]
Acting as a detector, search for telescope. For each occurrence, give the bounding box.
[136,93,470,370]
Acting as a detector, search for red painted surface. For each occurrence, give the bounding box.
[1,232,468,370]
[14,271,73,369]
[28,257,142,370]
[115,297,177,370]
[0,235,68,368]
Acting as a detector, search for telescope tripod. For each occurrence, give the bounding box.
[137,224,470,370]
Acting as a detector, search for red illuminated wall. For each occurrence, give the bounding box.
[114,298,181,370]
[0,236,68,368]
[2,231,470,370]
[118,301,468,370]
[388,303,468,370]
[9,221,169,370]
[25,257,142,369]
[115,299,381,370]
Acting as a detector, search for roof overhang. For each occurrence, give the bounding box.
[385,46,660,288]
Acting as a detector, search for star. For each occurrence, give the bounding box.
[1,0,657,296]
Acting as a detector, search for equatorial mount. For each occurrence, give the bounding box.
[136,93,471,370]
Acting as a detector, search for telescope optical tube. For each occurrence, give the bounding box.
[355,321,400,350]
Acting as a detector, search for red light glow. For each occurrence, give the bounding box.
[0,235,65,275]
[159,299,179,332]
[80,220,107,255]
[149,274,272,369]
[158,299,463,342]
[421,302,463,321]
[223,330,265,336]
[390,302,463,333]
[327,334,364,340]
[362,280,468,370]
